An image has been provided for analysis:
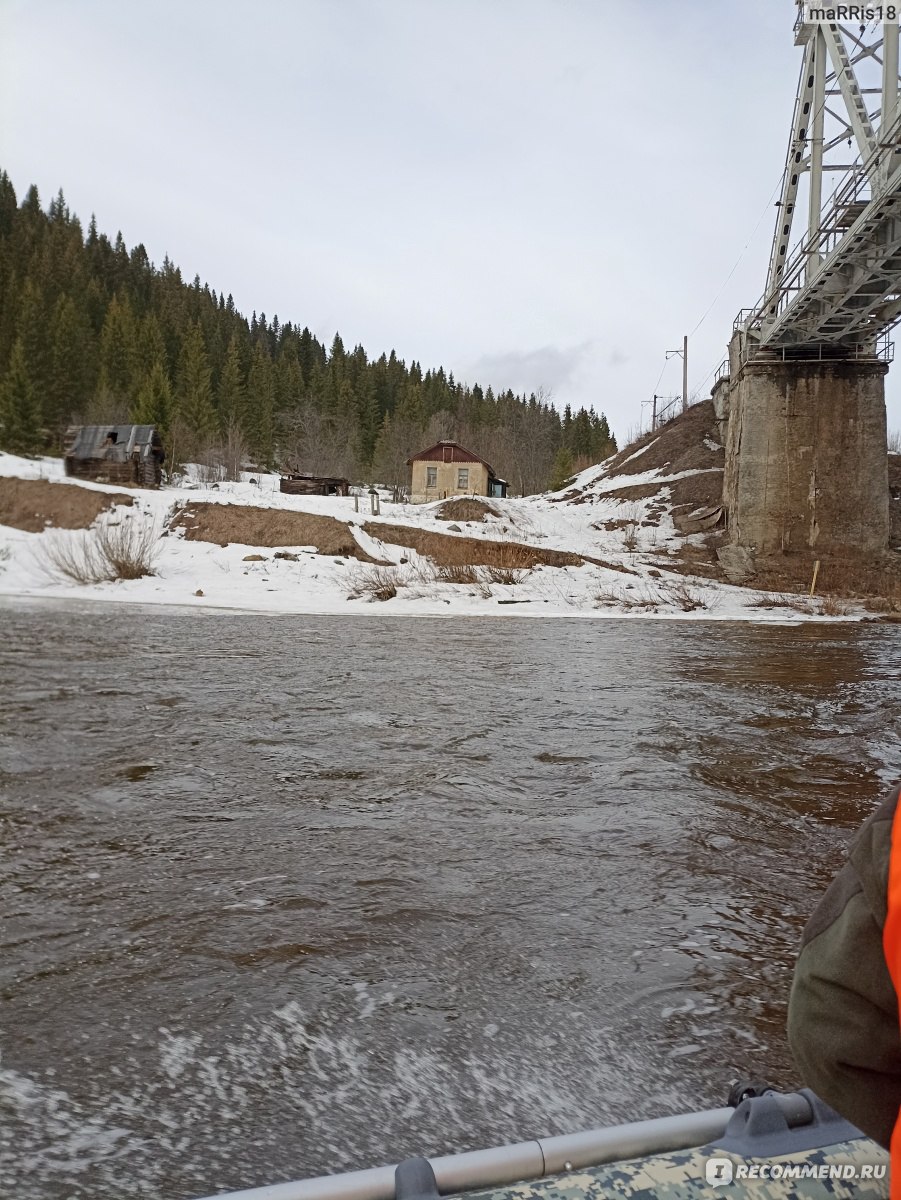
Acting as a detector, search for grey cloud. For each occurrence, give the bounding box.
[462,342,594,399]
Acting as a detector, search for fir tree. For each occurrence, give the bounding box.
[0,338,41,453]
[548,446,575,492]
[132,360,173,433]
[217,334,245,431]
[48,294,92,431]
[246,341,274,464]
[96,293,139,409]
[175,321,217,444]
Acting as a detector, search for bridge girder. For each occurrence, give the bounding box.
[740,4,901,355]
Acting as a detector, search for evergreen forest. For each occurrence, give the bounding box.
[0,172,617,494]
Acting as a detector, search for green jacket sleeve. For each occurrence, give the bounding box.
[787,787,901,1150]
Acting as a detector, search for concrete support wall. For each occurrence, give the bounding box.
[722,341,889,554]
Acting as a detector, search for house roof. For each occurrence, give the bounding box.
[408,440,497,474]
[63,424,161,461]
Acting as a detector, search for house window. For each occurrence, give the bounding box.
[426,466,437,488]
[457,468,469,489]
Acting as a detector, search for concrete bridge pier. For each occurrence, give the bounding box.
[722,336,889,555]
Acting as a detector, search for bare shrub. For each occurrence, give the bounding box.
[194,449,226,484]
[595,584,663,611]
[346,565,400,602]
[484,564,525,585]
[863,593,901,613]
[436,563,480,584]
[621,501,644,552]
[661,580,707,611]
[222,422,250,483]
[778,594,815,615]
[95,517,161,579]
[744,591,787,610]
[818,594,853,617]
[39,513,160,584]
[888,428,901,454]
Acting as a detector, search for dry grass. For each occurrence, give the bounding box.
[435,563,480,584]
[595,585,663,611]
[598,481,663,503]
[171,502,386,562]
[361,521,583,569]
[38,513,160,584]
[664,580,708,611]
[748,591,856,618]
[750,554,901,609]
[0,476,134,532]
[595,579,710,613]
[346,565,399,601]
[435,498,500,522]
[818,594,853,617]
[605,400,721,478]
[744,591,792,610]
[484,564,525,585]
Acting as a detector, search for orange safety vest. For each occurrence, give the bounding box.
[884,799,901,1200]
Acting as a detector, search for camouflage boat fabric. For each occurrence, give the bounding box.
[463,1138,888,1199]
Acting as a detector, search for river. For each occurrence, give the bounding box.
[1,601,899,1199]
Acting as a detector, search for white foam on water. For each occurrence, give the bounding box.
[1,982,697,1199]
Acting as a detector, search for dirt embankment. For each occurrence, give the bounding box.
[361,521,606,569]
[435,498,500,522]
[0,477,134,532]
[605,399,723,478]
[170,502,386,562]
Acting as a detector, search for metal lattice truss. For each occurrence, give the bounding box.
[746,4,901,350]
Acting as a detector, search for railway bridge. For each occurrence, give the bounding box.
[722,3,900,553]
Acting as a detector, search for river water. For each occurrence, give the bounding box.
[1,602,899,1199]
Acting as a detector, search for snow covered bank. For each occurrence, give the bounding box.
[0,436,888,623]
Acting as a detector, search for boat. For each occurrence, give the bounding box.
[193,1082,889,1199]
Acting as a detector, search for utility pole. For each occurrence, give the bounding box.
[666,336,689,412]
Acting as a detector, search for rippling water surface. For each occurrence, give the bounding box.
[1,602,899,1198]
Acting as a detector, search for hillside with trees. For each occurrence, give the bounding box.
[0,172,617,493]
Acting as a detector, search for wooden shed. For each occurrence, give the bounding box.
[63,424,165,488]
[279,473,350,497]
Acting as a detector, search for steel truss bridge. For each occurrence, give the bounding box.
[737,3,901,361]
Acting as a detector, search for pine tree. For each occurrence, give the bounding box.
[132,360,173,433]
[175,321,217,444]
[217,333,245,431]
[0,171,17,238]
[246,341,274,464]
[48,294,92,434]
[136,313,167,379]
[548,446,575,492]
[95,293,139,410]
[0,338,41,453]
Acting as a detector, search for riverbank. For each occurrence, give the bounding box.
[1,422,897,621]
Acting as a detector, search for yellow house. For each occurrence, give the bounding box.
[408,440,508,503]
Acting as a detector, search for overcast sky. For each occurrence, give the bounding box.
[3,0,899,439]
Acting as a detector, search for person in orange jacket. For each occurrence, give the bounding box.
[788,785,901,1190]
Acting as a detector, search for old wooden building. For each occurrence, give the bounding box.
[279,473,350,497]
[63,425,165,488]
